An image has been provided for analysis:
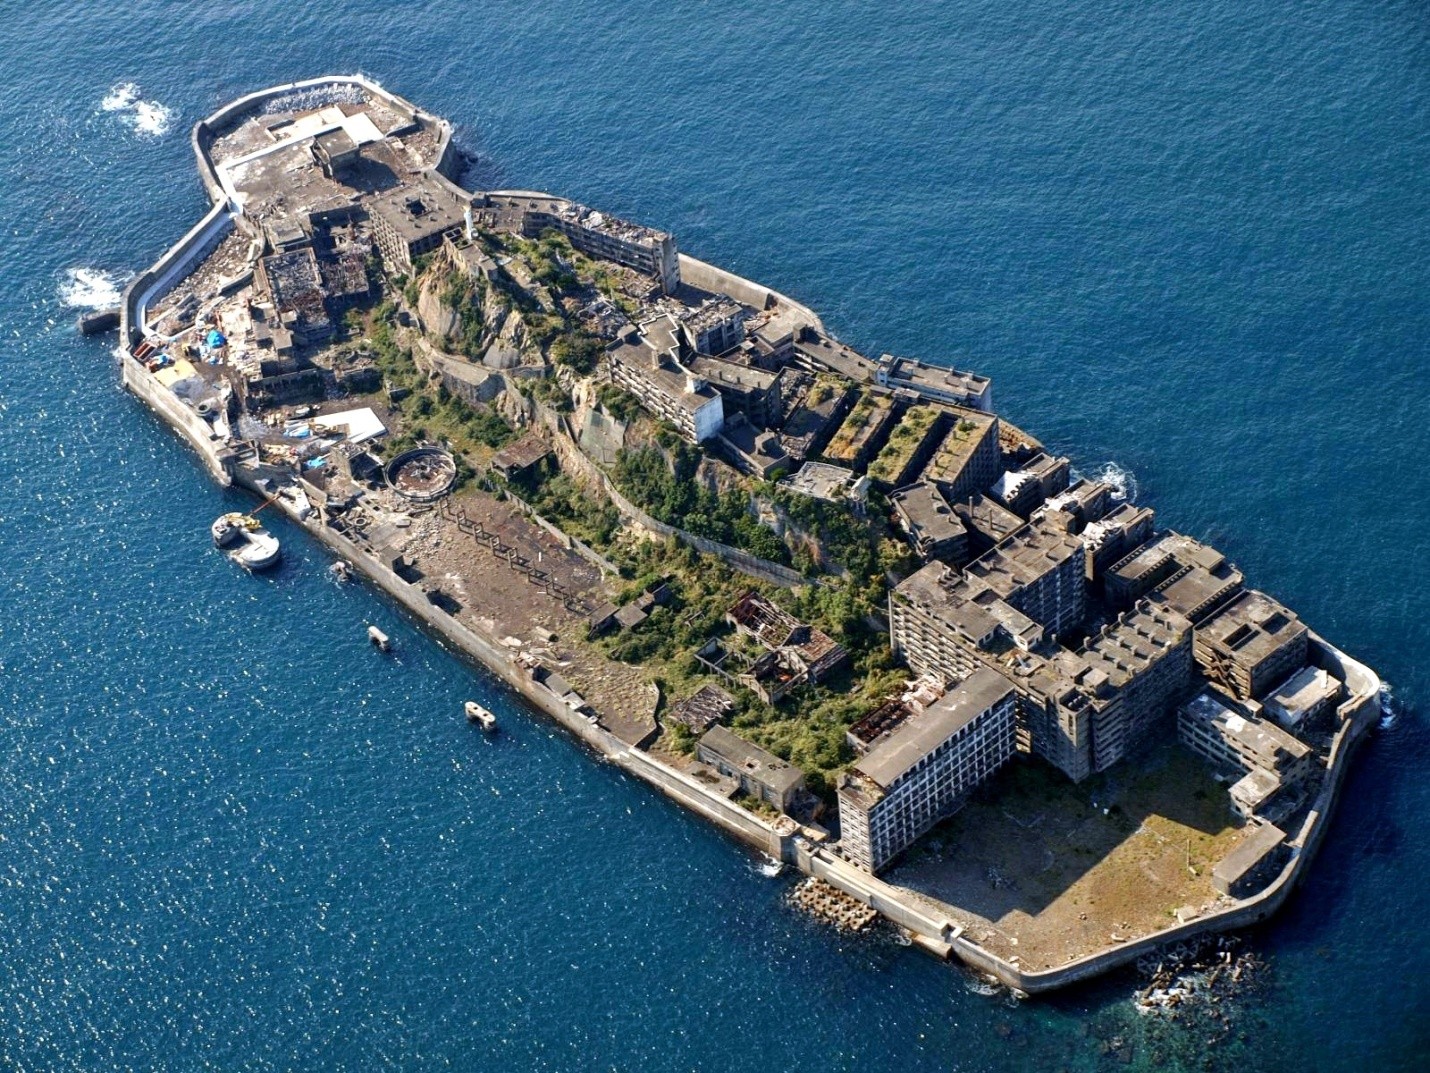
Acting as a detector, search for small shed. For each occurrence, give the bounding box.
[491,434,552,481]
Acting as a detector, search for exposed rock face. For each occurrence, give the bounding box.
[416,276,459,342]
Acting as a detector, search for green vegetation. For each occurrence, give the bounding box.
[358,302,514,472]
[867,405,940,483]
[824,390,890,463]
[515,463,621,549]
[612,445,789,564]
[597,383,643,424]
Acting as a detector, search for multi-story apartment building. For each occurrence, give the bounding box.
[686,355,782,428]
[919,409,1002,504]
[522,202,681,293]
[1105,530,1244,624]
[369,181,468,274]
[963,519,1087,639]
[889,562,1045,685]
[1194,590,1308,701]
[1077,600,1195,771]
[1178,689,1315,819]
[678,296,749,356]
[873,354,993,412]
[891,558,1194,782]
[607,318,724,442]
[837,667,1017,872]
[696,726,806,813]
[990,452,1071,518]
[1081,503,1156,582]
[889,482,969,565]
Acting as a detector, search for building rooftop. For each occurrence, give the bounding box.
[1263,666,1341,728]
[919,410,998,488]
[1197,590,1307,668]
[1082,503,1156,554]
[1079,600,1192,686]
[964,519,1083,598]
[875,355,991,405]
[698,725,805,795]
[1213,821,1287,892]
[490,433,551,475]
[667,684,736,733]
[991,452,1069,510]
[1037,479,1112,526]
[952,492,1024,546]
[554,202,671,249]
[1182,690,1312,769]
[718,415,788,474]
[894,564,1043,652]
[779,462,862,503]
[1109,531,1238,597]
[868,405,944,484]
[687,354,779,394]
[679,296,747,338]
[854,667,1016,789]
[890,481,964,538]
[1149,563,1245,624]
[369,180,468,243]
[791,328,880,381]
[823,390,896,463]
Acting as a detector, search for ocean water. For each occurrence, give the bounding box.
[1,2,1426,1070]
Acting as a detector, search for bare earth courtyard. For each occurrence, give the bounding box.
[891,740,1251,970]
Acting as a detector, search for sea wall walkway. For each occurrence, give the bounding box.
[115,74,1381,995]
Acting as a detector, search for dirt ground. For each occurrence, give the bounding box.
[389,487,659,745]
[888,740,1252,971]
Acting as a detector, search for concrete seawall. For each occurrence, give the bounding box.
[113,74,1382,996]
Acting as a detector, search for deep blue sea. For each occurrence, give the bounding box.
[1,2,1426,1070]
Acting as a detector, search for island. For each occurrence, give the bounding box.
[114,75,1381,994]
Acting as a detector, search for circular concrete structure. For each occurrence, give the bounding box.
[385,446,457,502]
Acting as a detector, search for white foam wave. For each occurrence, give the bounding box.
[131,100,173,137]
[59,267,131,310]
[752,855,783,878]
[1092,461,1139,503]
[99,82,173,138]
[1379,683,1398,731]
[100,82,138,112]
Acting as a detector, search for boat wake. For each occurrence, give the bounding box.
[59,266,131,310]
[100,81,173,137]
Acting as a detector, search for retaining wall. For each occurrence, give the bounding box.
[547,431,812,588]
[119,202,235,347]
[678,253,825,333]
[121,359,232,487]
[502,488,621,576]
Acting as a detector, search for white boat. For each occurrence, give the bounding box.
[368,625,391,652]
[464,701,497,731]
[212,513,280,571]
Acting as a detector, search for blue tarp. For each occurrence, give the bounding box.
[206,329,226,348]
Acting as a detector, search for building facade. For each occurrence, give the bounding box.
[837,667,1017,872]
[963,519,1087,639]
[523,203,680,293]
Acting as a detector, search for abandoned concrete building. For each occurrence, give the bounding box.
[837,667,1017,873]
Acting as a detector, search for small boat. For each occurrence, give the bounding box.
[368,625,391,652]
[464,701,497,731]
[331,560,353,582]
[212,512,280,570]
